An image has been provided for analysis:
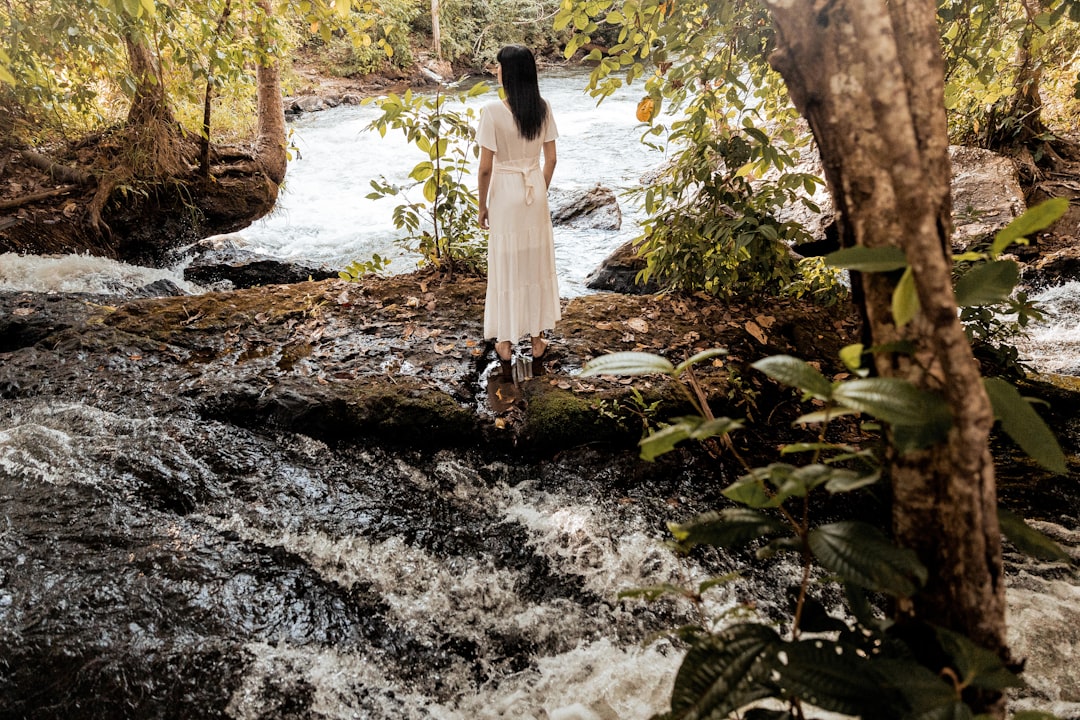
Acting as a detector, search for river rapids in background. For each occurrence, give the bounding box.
[1,70,1080,719]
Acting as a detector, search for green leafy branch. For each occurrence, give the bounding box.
[362,81,490,275]
[580,336,1068,719]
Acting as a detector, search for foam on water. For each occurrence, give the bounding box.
[0,252,198,295]
[226,636,680,720]
[0,403,208,487]
[1016,280,1080,375]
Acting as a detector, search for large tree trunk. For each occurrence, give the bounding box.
[254,0,287,187]
[759,0,1008,715]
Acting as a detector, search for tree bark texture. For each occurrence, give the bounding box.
[432,0,443,60]
[254,0,287,187]
[759,0,1007,712]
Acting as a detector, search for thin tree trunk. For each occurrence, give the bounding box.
[254,0,287,186]
[759,0,1007,715]
[432,0,442,60]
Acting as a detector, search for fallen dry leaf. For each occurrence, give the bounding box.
[11,307,33,317]
[595,321,614,330]
[755,314,776,329]
[626,317,650,333]
[745,321,767,344]
[433,342,456,354]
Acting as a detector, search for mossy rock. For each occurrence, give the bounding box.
[344,378,479,444]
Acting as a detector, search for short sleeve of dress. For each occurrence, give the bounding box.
[543,102,559,142]
[476,106,497,152]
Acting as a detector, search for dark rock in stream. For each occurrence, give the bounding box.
[182,236,340,289]
[1,275,1078,718]
[585,240,661,295]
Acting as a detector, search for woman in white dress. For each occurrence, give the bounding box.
[476,45,560,377]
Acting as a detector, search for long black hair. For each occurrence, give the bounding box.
[497,45,547,141]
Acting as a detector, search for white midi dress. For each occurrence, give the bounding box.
[476,100,561,344]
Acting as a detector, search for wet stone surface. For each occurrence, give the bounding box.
[1,274,1078,718]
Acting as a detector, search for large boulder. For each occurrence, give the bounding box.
[181,236,338,289]
[550,184,622,231]
[949,145,1027,250]
[584,240,661,295]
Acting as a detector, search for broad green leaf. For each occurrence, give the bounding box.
[809,521,927,596]
[0,64,13,86]
[793,407,860,425]
[872,658,963,718]
[839,343,865,373]
[983,377,1067,474]
[833,378,951,429]
[796,594,849,634]
[409,162,433,182]
[673,347,728,376]
[935,627,1023,691]
[668,624,780,719]
[825,246,908,272]
[825,469,881,493]
[639,419,696,461]
[954,260,1019,307]
[688,417,743,442]
[723,473,773,509]
[892,267,920,327]
[780,442,856,455]
[991,198,1069,256]
[580,351,675,377]
[668,508,787,550]
[422,177,437,203]
[752,355,833,398]
[997,508,1070,562]
[776,639,892,716]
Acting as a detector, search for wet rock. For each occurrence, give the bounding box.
[134,278,188,297]
[550,184,622,231]
[183,236,339,289]
[949,145,1027,250]
[1022,243,1080,288]
[584,240,661,295]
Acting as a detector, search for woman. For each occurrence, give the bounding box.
[476,45,560,377]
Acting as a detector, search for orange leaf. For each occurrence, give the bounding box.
[636,97,655,123]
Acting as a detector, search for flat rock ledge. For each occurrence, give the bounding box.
[1,274,865,458]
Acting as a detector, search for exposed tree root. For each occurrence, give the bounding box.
[0,185,80,211]
[17,150,95,186]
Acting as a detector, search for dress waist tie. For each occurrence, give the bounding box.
[493,160,541,206]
